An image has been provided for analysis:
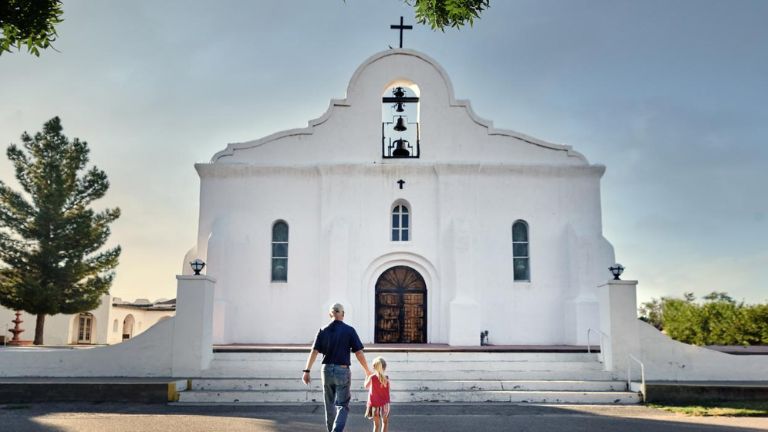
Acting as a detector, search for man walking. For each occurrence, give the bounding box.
[303,303,371,432]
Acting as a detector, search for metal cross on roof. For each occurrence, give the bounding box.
[390,16,413,48]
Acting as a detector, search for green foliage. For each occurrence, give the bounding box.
[0,0,63,56]
[404,0,490,31]
[638,297,663,330]
[0,117,121,344]
[638,292,768,346]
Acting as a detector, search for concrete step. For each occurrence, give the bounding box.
[203,363,606,380]
[202,367,618,381]
[210,357,606,369]
[211,352,601,363]
[191,378,628,392]
[179,351,636,405]
[178,389,640,405]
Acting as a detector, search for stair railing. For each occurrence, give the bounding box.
[627,354,646,403]
[586,328,608,362]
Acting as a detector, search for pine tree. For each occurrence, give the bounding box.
[0,117,120,345]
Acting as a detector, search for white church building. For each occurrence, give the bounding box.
[1,48,765,395]
[190,49,611,347]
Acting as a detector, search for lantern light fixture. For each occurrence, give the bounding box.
[609,263,625,280]
[190,258,206,276]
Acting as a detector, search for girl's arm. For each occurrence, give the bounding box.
[364,374,372,388]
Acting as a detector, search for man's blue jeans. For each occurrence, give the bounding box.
[321,364,351,432]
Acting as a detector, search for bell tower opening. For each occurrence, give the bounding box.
[382,83,420,159]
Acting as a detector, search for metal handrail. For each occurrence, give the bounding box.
[586,328,608,354]
[628,354,646,403]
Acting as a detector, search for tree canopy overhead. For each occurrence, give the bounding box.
[0,117,121,344]
[405,0,490,31]
[0,0,63,56]
[1,1,491,57]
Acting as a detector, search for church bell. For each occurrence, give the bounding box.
[394,116,407,132]
[392,138,410,157]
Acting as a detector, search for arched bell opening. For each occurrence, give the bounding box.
[382,83,420,159]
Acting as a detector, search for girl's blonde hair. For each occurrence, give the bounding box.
[372,356,388,388]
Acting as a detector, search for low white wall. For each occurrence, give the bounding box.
[637,320,768,381]
[0,317,174,377]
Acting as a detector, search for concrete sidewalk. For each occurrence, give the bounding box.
[1,402,766,432]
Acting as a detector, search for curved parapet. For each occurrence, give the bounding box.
[207,49,590,166]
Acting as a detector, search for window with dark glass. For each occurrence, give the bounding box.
[391,205,410,241]
[512,220,530,281]
[271,221,289,282]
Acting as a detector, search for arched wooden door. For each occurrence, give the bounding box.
[375,266,427,343]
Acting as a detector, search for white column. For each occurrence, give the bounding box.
[326,218,350,314]
[448,218,480,346]
[598,280,640,372]
[172,275,216,377]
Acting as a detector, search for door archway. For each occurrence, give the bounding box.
[122,314,135,340]
[375,265,427,343]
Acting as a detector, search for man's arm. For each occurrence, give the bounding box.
[354,350,371,376]
[302,349,319,385]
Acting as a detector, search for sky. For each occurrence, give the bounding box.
[1,0,766,306]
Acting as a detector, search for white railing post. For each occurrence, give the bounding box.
[587,328,608,363]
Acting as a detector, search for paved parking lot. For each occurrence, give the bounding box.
[2,403,767,432]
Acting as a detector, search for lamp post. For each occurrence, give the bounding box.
[190,259,206,276]
[609,263,625,280]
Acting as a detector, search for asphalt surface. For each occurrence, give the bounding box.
[1,402,767,432]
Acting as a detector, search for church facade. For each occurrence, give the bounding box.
[191,49,615,346]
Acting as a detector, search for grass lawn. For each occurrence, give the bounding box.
[649,401,768,417]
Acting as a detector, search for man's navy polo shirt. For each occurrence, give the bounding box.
[312,320,364,366]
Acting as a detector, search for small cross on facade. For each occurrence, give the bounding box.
[397,179,406,189]
[390,16,413,49]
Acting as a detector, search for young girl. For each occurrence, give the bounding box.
[365,356,391,432]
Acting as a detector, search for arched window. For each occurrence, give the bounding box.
[271,220,289,282]
[512,220,530,281]
[391,204,410,241]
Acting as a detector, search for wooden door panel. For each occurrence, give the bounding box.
[375,266,427,343]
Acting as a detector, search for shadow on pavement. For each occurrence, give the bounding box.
[1,402,767,432]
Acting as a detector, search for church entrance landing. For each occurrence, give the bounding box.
[375,265,427,343]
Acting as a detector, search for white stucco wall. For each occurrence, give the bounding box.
[0,295,174,346]
[106,306,175,345]
[0,295,112,345]
[195,49,615,346]
[636,320,768,381]
[598,279,768,381]
[0,275,214,378]
[0,317,174,377]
